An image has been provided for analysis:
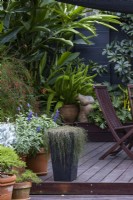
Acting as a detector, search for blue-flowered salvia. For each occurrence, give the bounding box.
[53,109,60,122]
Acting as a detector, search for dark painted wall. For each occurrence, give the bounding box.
[74,24,127,84]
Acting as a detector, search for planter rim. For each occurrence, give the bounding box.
[13,181,32,189]
[0,174,16,186]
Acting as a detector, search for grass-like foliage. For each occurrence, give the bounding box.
[48,125,87,164]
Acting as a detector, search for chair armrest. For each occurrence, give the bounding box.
[114,125,133,131]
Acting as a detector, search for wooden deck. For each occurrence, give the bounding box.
[31,142,133,195]
[30,195,133,200]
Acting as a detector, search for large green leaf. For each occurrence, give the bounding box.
[57,52,80,67]
[0,27,23,44]
[48,37,73,46]
[31,26,50,33]
[40,0,55,7]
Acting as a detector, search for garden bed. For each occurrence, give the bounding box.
[75,123,114,142]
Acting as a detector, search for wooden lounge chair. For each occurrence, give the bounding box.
[127,84,133,118]
[94,85,133,160]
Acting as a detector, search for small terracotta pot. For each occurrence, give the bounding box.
[12,182,32,200]
[0,174,16,200]
[26,149,50,176]
[59,104,79,123]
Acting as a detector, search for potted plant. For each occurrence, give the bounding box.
[47,125,87,181]
[12,169,41,200]
[14,105,57,175]
[0,145,25,200]
[46,64,95,123]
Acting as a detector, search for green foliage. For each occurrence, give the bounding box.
[88,101,107,129]
[0,54,38,122]
[0,0,120,86]
[14,169,42,183]
[45,61,95,114]
[0,145,25,173]
[14,105,57,156]
[88,60,108,76]
[102,13,133,83]
[88,84,132,129]
[48,125,87,164]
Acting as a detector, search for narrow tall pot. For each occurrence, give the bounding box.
[50,141,78,181]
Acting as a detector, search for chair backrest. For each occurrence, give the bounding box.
[94,85,122,130]
[127,84,133,118]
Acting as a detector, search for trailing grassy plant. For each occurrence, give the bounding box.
[48,125,87,165]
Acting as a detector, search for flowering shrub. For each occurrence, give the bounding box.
[0,56,38,122]
[14,105,57,156]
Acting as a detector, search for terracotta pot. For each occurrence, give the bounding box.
[12,182,32,200]
[0,174,16,200]
[59,104,79,123]
[26,149,50,176]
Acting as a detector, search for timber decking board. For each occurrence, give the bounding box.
[31,142,133,195]
[30,195,133,200]
[42,142,133,182]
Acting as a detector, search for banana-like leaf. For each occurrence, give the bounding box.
[95,21,118,31]
[46,91,56,115]
[39,52,47,78]
[0,27,23,44]
[48,37,73,46]
[54,101,64,112]
[78,24,96,36]
[31,26,50,33]
[57,51,80,67]
[55,27,80,35]
[69,6,85,18]
[40,0,55,7]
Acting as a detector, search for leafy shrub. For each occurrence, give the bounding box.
[0,145,25,173]
[88,84,132,129]
[14,105,57,156]
[0,55,38,121]
[102,13,133,83]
